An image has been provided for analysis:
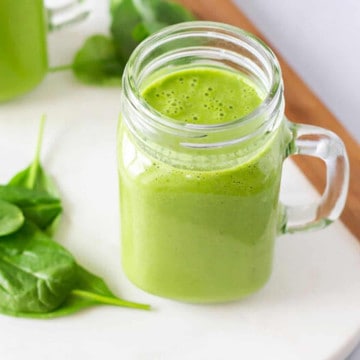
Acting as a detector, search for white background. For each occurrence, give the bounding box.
[234,0,360,143]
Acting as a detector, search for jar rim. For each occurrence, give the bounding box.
[123,21,283,146]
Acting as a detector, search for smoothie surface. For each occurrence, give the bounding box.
[142,67,263,124]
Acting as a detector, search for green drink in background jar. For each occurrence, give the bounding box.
[0,0,90,102]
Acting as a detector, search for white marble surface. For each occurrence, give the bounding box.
[233,1,360,357]
[0,73,360,360]
[0,1,359,359]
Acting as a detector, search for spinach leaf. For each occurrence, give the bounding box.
[9,116,62,234]
[71,0,195,86]
[110,0,122,14]
[71,266,150,311]
[149,0,195,25]
[110,0,147,63]
[0,118,150,319]
[9,116,59,197]
[29,267,150,318]
[72,35,124,86]
[0,186,62,232]
[110,0,195,63]
[0,222,149,318]
[0,222,77,314]
[0,200,24,237]
[10,165,59,198]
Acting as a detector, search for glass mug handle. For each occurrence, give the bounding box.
[46,0,91,31]
[281,121,349,234]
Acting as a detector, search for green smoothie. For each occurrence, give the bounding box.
[0,0,47,102]
[142,67,262,124]
[119,67,287,302]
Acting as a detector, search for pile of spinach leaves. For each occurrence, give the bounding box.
[69,0,195,85]
[0,117,149,319]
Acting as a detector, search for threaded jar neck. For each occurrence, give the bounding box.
[121,21,285,169]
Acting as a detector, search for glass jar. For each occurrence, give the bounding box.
[118,21,349,303]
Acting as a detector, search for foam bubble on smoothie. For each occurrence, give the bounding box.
[142,67,263,125]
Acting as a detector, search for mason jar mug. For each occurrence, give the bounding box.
[118,22,349,303]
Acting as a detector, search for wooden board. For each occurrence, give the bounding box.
[177,0,360,240]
